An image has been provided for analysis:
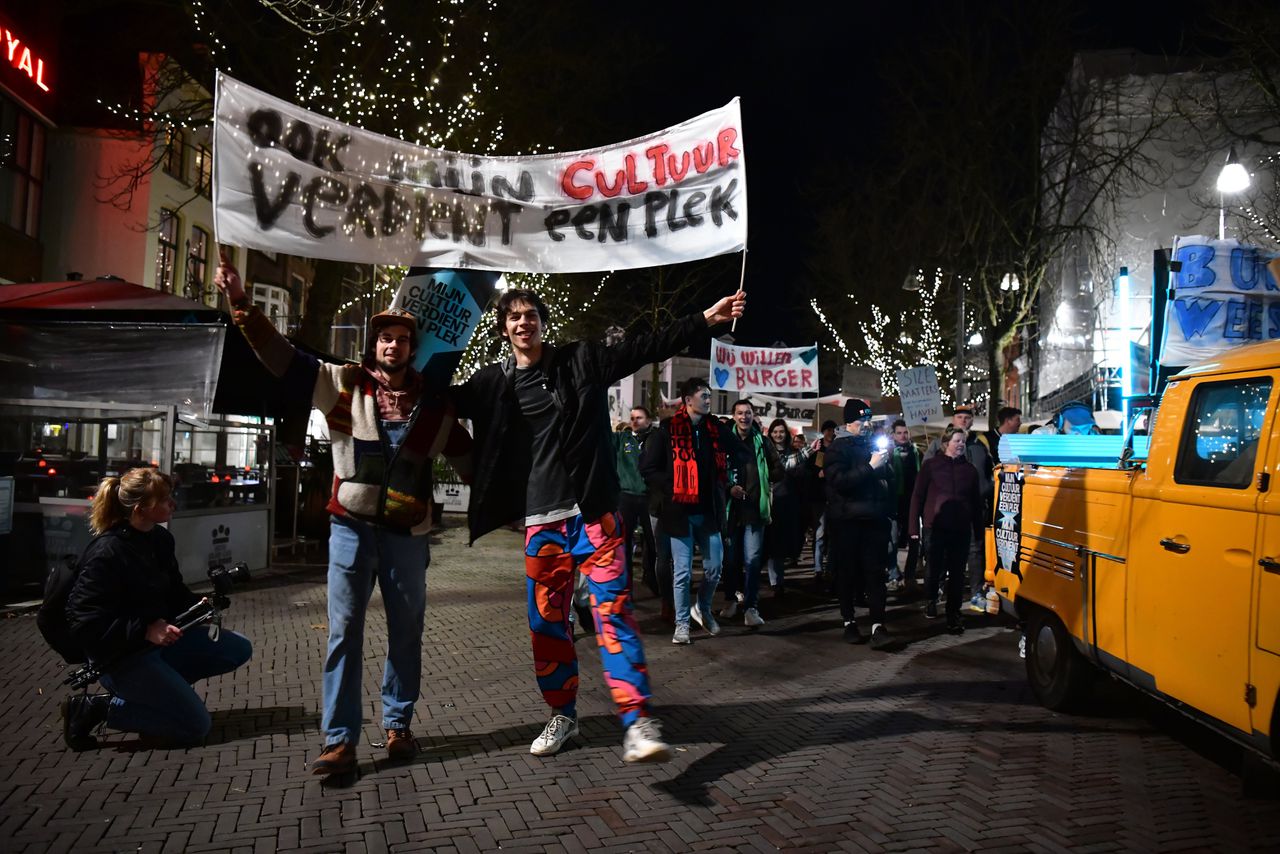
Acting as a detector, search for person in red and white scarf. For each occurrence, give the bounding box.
[640,377,734,646]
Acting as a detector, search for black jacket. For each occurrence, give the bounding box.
[450,313,713,543]
[824,430,894,521]
[66,525,200,665]
[725,425,783,528]
[639,413,731,538]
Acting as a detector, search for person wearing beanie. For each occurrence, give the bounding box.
[823,399,895,650]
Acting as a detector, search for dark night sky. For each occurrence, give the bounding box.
[561,1,1222,354]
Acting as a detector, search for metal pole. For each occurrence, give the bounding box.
[1219,191,1226,240]
[955,275,965,402]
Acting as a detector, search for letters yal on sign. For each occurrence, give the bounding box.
[1161,235,1280,366]
[896,365,942,426]
[710,341,819,396]
[213,73,746,273]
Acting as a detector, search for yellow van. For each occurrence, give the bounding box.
[991,340,1280,758]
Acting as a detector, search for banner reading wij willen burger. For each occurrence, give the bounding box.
[212,73,746,273]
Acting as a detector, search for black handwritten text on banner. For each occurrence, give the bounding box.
[212,73,747,273]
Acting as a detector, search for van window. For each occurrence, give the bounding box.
[1174,378,1272,488]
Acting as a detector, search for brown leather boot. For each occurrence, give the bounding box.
[311,741,357,775]
[385,728,418,761]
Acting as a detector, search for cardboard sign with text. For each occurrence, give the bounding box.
[710,341,819,395]
[896,365,942,426]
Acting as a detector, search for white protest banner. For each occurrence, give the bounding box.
[710,341,819,395]
[1160,236,1280,365]
[392,268,501,389]
[896,365,942,426]
[213,72,746,273]
[745,393,841,421]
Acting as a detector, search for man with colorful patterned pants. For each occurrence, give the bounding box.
[450,286,745,762]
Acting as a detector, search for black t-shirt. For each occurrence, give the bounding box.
[513,362,577,522]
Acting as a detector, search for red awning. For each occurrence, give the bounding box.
[0,278,214,312]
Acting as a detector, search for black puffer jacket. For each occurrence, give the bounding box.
[450,313,713,544]
[824,430,894,521]
[66,524,199,665]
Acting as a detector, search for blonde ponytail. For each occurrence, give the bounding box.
[88,468,173,535]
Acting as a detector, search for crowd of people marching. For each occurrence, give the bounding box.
[610,388,1024,648]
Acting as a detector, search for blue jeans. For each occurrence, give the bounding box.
[100,626,252,743]
[669,514,723,629]
[324,515,429,747]
[724,523,765,608]
[813,512,826,576]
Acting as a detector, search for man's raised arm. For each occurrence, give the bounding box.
[214,250,310,381]
[596,290,746,385]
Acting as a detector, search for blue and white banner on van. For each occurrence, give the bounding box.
[1161,236,1279,365]
[993,469,1023,579]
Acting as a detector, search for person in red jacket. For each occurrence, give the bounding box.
[909,425,984,633]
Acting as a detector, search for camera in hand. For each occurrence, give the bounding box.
[874,436,891,452]
[207,561,251,610]
[63,562,251,690]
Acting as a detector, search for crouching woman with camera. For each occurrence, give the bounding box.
[61,467,252,750]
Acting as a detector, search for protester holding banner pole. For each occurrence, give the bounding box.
[214,256,473,776]
[449,286,744,763]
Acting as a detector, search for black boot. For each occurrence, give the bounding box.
[61,693,109,752]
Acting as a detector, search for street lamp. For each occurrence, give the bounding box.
[1216,147,1251,239]
[1117,265,1132,425]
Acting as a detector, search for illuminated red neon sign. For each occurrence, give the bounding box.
[3,26,51,94]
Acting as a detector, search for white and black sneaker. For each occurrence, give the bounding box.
[622,717,672,763]
[530,714,579,756]
[690,602,720,636]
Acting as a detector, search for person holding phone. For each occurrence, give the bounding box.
[823,399,895,649]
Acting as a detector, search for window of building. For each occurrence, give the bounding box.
[155,208,179,292]
[162,127,185,181]
[1174,378,1272,488]
[0,98,45,238]
[186,225,210,301]
[254,283,291,334]
[193,144,212,197]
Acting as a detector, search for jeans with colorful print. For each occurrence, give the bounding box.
[524,511,652,728]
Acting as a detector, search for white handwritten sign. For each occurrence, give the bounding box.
[896,365,942,426]
[710,341,819,395]
[213,73,746,273]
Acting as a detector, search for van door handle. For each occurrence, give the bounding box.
[1260,557,1280,573]
[1160,538,1190,554]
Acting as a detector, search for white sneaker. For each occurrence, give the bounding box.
[720,601,740,620]
[530,714,578,756]
[690,602,720,636]
[743,607,764,627]
[622,717,672,763]
[672,624,691,644]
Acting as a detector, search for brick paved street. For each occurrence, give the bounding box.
[2,521,1279,853]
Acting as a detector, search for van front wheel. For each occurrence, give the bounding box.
[1025,610,1092,711]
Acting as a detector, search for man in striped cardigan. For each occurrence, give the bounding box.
[216,258,471,776]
